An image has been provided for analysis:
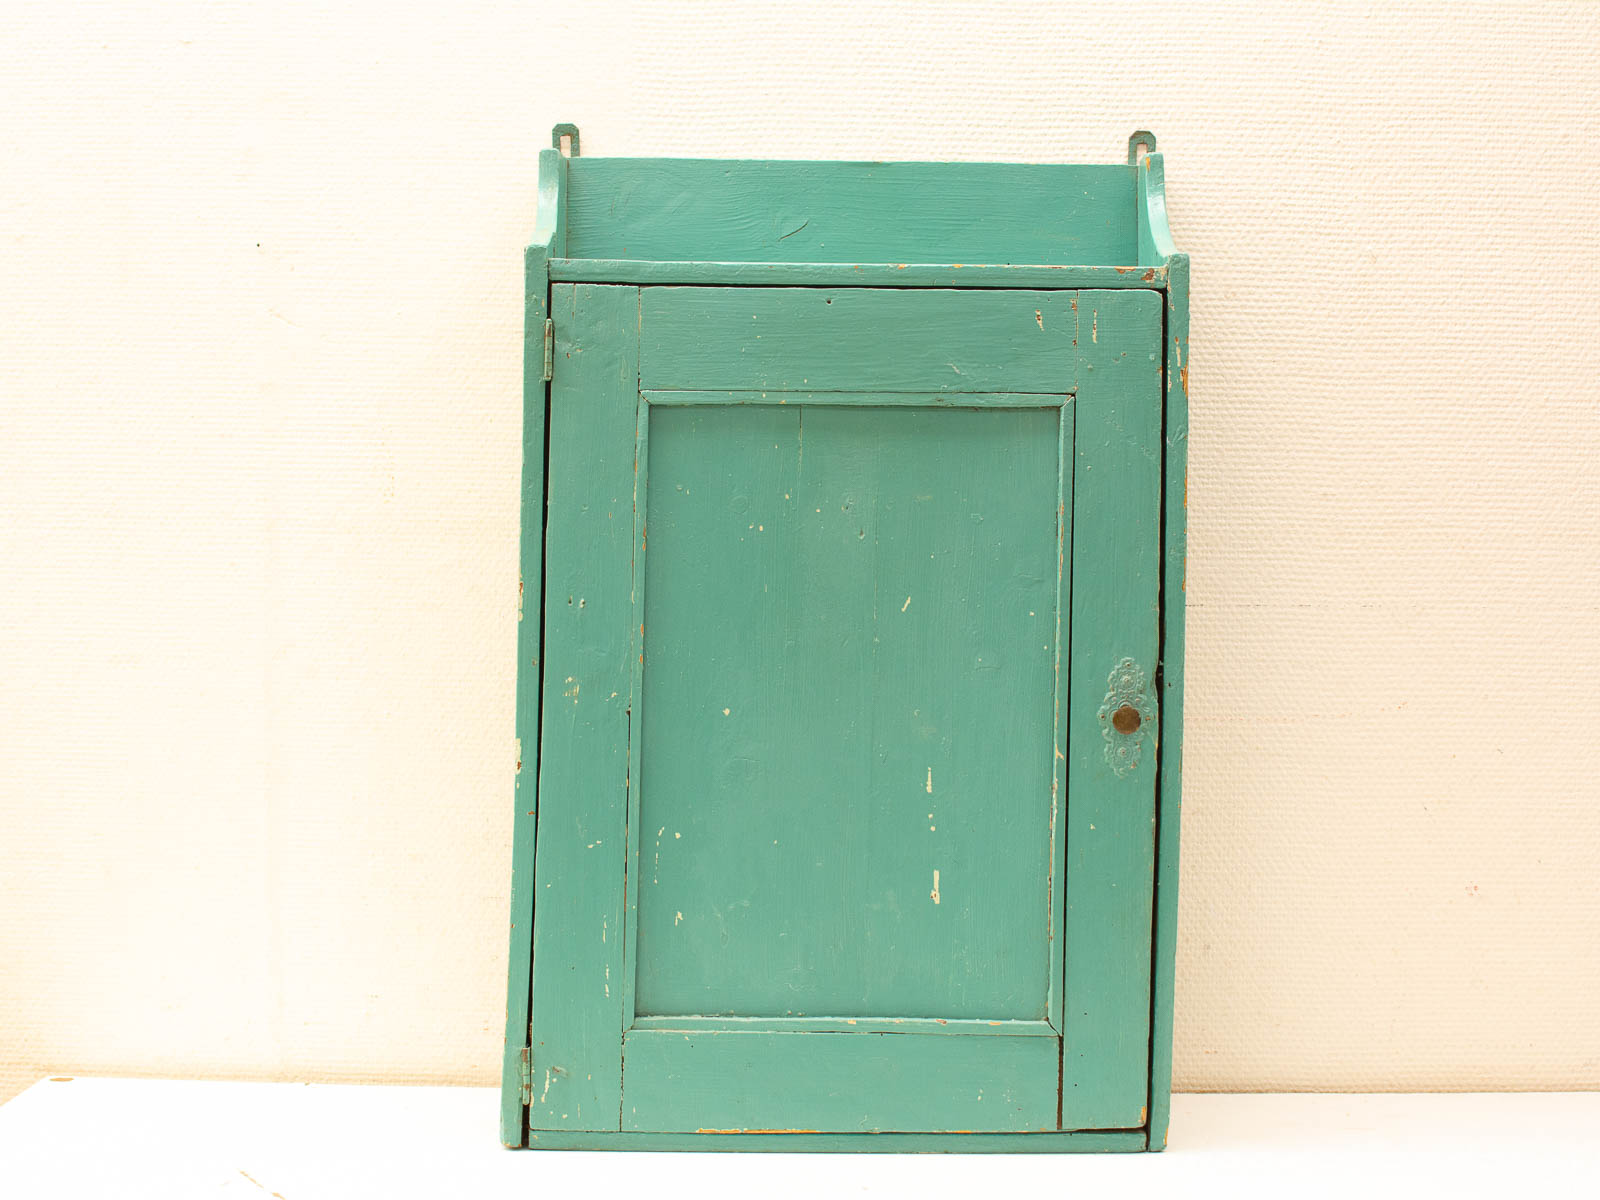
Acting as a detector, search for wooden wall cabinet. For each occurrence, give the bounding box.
[502,127,1188,1153]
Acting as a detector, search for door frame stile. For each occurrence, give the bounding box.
[525,283,639,1133]
[1060,289,1164,1132]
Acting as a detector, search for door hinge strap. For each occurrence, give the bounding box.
[541,319,554,382]
[518,1046,533,1107]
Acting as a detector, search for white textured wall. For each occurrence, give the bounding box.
[3,2,1597,1104]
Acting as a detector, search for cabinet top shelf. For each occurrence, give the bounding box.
[530,129,1182,275]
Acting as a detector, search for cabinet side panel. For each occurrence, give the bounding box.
[527,284,639,1131]
[1148,255,1189,1150]
[501,244,549,1147]
[1061,289,1162,1130]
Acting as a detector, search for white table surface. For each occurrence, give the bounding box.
[1,1078,1594,1198]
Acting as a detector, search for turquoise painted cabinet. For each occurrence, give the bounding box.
[503,128,1188,1153]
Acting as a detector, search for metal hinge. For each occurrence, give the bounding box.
[541,319,554,382]
[518,1046,533,1107]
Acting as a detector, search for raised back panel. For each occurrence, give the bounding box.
[565,158,1138,265]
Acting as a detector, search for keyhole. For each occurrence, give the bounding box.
[1111,704,1142,735]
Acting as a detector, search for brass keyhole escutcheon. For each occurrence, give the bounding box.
[1111,704,1142,735]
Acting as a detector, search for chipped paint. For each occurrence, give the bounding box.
[925,767,933,794]
[696,1128,823,1135]
[930,869,941,905]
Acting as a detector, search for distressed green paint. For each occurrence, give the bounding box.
[628,1016,1057,1037]
[1136,149,1178,264]
[564,158,1136,265]
[532,290,1150,1135]
[1061,289,1164,1130]
[551,259,1165,289]
[525,1129,1146,1153]
[621,1031,1060,1133]
[642,389,1068,408]
[506,131,1187,1153]
[524,283,637,1131]
[1138,149,1189,1152]
[639,287,1078,393]
[634,400,1067,1025]
[499,144,565,1148]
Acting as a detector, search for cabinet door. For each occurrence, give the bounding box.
[529,285,1161,1135]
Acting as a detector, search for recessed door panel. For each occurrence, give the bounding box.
[636,402,1062,1022]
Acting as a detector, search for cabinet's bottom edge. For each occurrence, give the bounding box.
[518,1128,1148,1153]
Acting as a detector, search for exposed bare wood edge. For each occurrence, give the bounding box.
[521,1129,1147,1153]
[549,260,1166,289]
[1136,152,1178,266]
